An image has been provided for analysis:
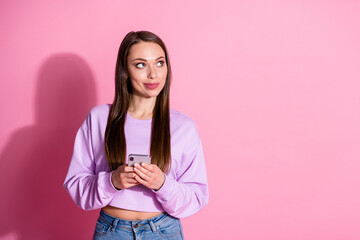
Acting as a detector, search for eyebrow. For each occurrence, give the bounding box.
[131,56,165,62]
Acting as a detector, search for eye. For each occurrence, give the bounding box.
[136,63,145,68]
[157,61,165,67]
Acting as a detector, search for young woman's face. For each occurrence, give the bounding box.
[127,41,167,99]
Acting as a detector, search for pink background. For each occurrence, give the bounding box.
[1,1,360,239]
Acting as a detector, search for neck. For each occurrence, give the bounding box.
[128,94,156,120]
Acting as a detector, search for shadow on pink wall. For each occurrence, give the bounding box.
[0,54,98,239]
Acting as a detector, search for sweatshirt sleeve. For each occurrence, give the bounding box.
[63,116,119,210]
[153,122,209,218]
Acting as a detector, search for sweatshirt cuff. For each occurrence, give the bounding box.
[98,171,121,197]
[153,174,176,199]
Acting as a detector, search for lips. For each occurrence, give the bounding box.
[144,83,159,90]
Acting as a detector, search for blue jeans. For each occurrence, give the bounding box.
[93,210,184,240]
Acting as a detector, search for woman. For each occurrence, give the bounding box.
[63,31,209,239]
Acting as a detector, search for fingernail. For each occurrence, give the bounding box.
[141,162,146,166]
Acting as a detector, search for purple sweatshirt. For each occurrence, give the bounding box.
[63,104,209,218]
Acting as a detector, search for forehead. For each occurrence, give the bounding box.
[127,41,165,60]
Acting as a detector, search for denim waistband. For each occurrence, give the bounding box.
[98,209,176,232]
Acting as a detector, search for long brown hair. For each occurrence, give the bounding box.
[105,31,172,173]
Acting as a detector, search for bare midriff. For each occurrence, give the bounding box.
[102,205,163,220]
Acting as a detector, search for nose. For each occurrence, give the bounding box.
[147,65,157,79]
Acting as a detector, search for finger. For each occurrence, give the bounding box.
[127,178,139,184]
[123,166,135,172]
[133,167,150,181]
[140,163,157,172]
[123,172,137,179]
[134,175,149,188]
[134,162,154,173]
[123,177,139,186]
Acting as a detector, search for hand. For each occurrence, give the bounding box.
[111,165,139,190]
[133,163,165,191]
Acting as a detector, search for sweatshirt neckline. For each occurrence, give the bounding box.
[126,113,152,124]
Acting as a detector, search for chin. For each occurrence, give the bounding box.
[133,86,164,98]
[136,90,160,99]
[146,92,161,98]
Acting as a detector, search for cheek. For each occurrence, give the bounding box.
[129,76,142,89]
[160,68,168,80]
[129,71,146,83]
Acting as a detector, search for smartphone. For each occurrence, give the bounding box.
[128,154,151,167]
